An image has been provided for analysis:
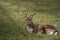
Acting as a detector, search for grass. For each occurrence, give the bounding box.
[0,0,60,40]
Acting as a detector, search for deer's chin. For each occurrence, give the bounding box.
[26,26,33,33]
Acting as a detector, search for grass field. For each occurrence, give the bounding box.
[0,0,60,40]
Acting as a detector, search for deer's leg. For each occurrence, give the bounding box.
[33,27,37,33]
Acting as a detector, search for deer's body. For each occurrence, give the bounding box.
[26,17,58,35]
[20,11,58,35]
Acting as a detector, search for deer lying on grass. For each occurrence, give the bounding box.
[20,11,58,35]
[25,15,58,35]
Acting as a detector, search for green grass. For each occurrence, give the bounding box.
[0,0,60,40]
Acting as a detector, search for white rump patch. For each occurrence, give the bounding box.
[54,32,58,35]
[48,31,58,35]
[26,26,33,33]
[50,32,54,35]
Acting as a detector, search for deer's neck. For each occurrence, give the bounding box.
[27,20,34,28]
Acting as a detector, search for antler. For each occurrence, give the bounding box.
[18,2,37,17]
[19,10,27,17]
[31,12,36,17]
[18,5,27,17]
[18,7,28,17]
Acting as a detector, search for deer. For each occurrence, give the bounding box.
[19,11,58,35]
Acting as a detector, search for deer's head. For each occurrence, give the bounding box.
[25,15,35,22]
